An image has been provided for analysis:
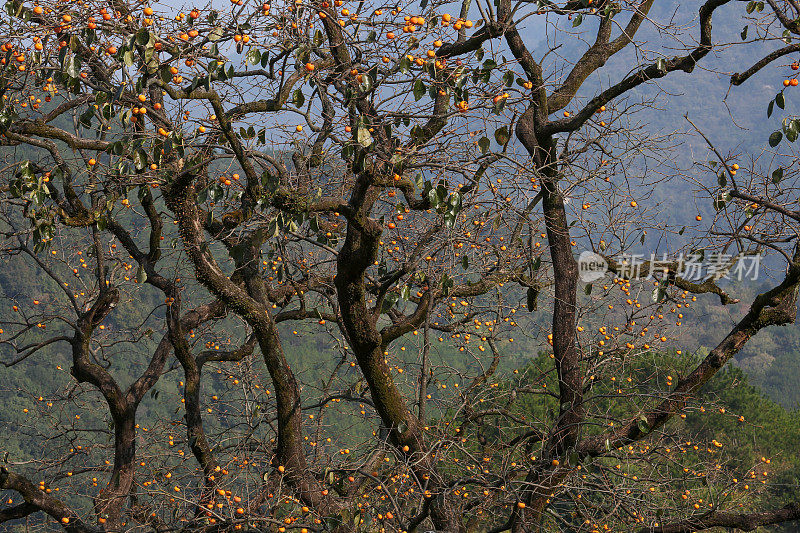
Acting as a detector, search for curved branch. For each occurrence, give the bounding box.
[642,502,800,532]
[0,467,93,533]
[544,0,732,135]
[731,43,800,85]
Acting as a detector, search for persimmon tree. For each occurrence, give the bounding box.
[1,0,800,531]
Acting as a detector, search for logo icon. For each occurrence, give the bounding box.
[578,251,608,282]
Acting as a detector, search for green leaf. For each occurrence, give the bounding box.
[454,65,468,88]
[292,88,305,108]
[399,285,411,300]
[360,73,373,92]
[266,219,279,239]
[637,416,649,434]
[19,160,34,180]
[425,184,438,208]
[769,131,782,147]
[136,28,151,45]
[776,92,785,109]
[493,96,506,115]
[208,26,224,41]
[159,65,172,84]
[741,25,748,40]
[136,265,147,284]
[655,58,666,73]
[478,136,490,154]
[64,55,81,78]
[357,126,373,147]
[772,167,784,183]
[441,272,454,296]
[768,100,774,118]
[572,13,583,26]
[133,148,147,171]
[494,126,510,146]
[399,55,410,73]
[342,144,354,160]
[308,29,322,48]
[413,79,426,101]
[568,451,579,467]
[487,214,503,232]
[0,111,11,132]
[526,287,538,311]
[246,48,261,65]
[448,191,462,210]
